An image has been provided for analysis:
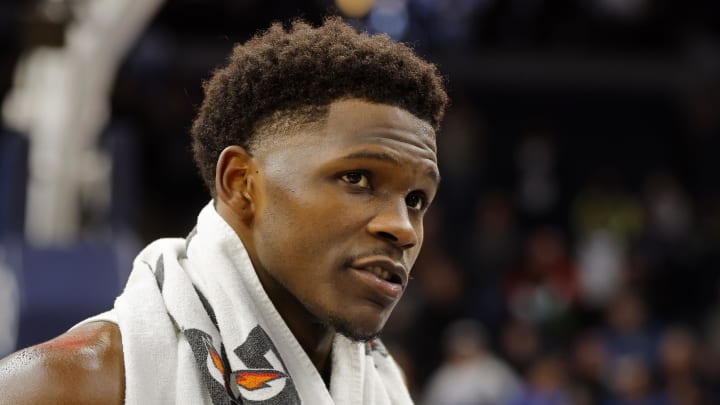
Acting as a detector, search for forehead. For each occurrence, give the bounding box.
[324,99,436,149]
[318,99,438,163]
[256,99,439,181]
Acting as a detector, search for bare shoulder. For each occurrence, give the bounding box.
[0,321,125,405]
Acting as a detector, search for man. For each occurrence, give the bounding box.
[421,319,521,405]
[0,17,447,404]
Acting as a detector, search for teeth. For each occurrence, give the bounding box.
[366,266,390,281]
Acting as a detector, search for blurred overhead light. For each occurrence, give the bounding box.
[335,0,374,18]
[593,0,648,20]
[368,1,408,40]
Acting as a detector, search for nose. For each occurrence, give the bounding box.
[367,199,419,250]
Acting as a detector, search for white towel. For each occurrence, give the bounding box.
[81,202,413,404]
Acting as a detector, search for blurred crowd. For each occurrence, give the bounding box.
[380,102,720,404]
[2,1,720,404]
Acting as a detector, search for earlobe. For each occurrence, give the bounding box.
[215,146,257,223]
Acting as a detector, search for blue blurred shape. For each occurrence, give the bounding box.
[2,240,127,349]
[104,121,140,232]
[369,1,410,40]
[0,129,29,239]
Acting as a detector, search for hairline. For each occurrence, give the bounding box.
[246,97,436,155]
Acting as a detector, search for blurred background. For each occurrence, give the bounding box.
[1,0,720,404]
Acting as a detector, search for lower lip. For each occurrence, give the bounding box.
[349,267,403,302]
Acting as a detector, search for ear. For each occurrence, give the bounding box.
[215,145,259,223]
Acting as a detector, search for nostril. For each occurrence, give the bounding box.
[376,231,398,242]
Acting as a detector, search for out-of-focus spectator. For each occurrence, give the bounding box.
[601,290,660,370]
[515,132,559,221]
[643,174,693,246]
[466,191,519,328]
[469,191,519,281]
[602,356,672,405]
[401,251,469,393]
[571,171,644,248]
[571,332,611,404]
[658,326,705,405]
[698,311,720,403]
[576,229,626,309]
[421,319,521,405]
[509,354,572,405]
[501,317,541,376]
[659,326,697,379]
[505,227,580,327]
[636,173,706,323]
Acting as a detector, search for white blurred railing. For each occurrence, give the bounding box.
[2,0,164,245]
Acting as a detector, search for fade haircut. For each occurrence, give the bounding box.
[191,16,448,195]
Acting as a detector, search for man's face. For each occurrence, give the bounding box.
[249,99,439,341]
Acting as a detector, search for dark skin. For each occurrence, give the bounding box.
[0,321,124,405]
[0,99,439,402]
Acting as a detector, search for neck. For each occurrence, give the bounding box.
[215,200,335,378]
[295,318,335,385]
[254,265,336,378]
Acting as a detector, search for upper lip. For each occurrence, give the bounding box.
[350,256,408,287]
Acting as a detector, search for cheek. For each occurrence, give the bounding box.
[255,182,356,267]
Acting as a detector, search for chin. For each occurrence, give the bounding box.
[327,313,386,342]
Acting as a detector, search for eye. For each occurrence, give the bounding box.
[341,171,371,189]
[406,191,428,211]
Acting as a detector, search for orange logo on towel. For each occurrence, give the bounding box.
[236,371,284,391]
[200,333,226,375]
[209,347,225,374]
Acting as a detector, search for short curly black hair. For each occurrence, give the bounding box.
[191,16,448,195]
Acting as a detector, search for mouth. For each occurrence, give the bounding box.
[361,265,404,285]
[349,256,408,288]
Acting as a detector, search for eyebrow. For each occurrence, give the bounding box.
[341,150,441,184]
